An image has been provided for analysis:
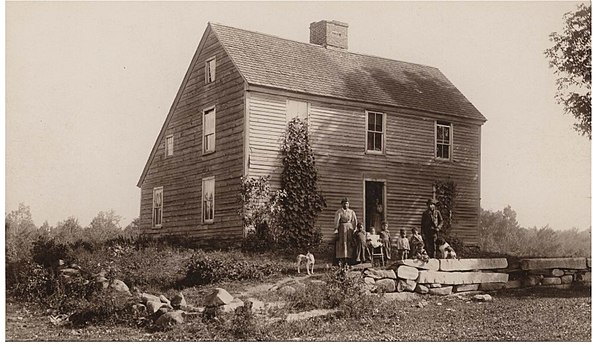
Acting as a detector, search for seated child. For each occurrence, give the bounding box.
[397,228,410,260]
[409,227,424,258]
[414,241,430,263]
[380,221,392,260]
[353,222,369,263]
[366,226,382,249]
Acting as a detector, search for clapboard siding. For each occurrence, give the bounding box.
[247,92,482,246]
[139,27,245,241]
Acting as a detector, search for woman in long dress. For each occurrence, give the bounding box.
[334,197,357,265]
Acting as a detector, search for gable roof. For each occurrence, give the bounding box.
[210,23,486,123]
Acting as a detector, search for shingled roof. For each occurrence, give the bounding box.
[210,23,486,123]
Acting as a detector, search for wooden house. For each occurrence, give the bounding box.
[137,21,487,247]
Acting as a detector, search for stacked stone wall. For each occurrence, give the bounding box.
[359,257,591,295]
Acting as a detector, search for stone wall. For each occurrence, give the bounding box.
[359,257,591,295]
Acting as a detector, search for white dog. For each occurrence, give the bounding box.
[296,252,315,275]
[436,238,457,259]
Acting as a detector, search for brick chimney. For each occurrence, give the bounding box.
[309,20,348,50]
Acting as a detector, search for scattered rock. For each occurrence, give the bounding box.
[220,298,245,313]
[155,310,184,327]
[205,288,234,306]
[246,298,265,312]
[171,292,187,309]
[397,279,417,292]
[110,279,131,295]
[561,275,574,284]
[415,284,429,294]
[473,294,493,302]
[159,295,170,304]
[146,301,167,314]
[141,293,161,304]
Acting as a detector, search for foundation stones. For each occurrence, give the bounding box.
[454,284,479,292]
[396,266,419,280]
[398,259,440,271]
[439,258,508,272]
[520,258,587,270]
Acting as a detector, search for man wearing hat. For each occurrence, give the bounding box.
[334,197,357,265]
[421,198,444,258]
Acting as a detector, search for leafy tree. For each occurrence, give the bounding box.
[123,217,140,233]
[53,217,84,244]
[279,118,326,248]
[544,3,591,138]
[5,203,40,261]
[86,210,123,242]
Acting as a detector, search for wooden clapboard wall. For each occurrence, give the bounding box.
[247,90,482,246]
[138,26,246,241]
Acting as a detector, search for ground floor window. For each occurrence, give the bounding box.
[202,177,215,223]
[152,187,163,227]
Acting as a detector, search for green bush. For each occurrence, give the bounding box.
[182,251,284,286]
[31,237,72,268]
[6,260,55,302]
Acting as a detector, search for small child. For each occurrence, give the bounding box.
[409,227,424,258]
[353,222,369,263]
[380,221,392,260]
[366,226,381,249]
[398,229,410,260]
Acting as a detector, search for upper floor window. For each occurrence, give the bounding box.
[203,107,216,154]
[165,135,174,157]
[152,187,163,228]
[366,111,385,153]
[435,121,452,160]
[205,57,216,83]
[202,176,215,223]
[286,100,309,122]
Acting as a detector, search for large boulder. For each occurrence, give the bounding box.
[439,258,508,272]
[205,288,234,307]
[520,258,587,270]
[396,266,419,280]
[398,259,440,271]
[374,278,397,293]
[171,292,187,309]
[155,310,184,327]
[416,271,508,285]
[110,279,131,296]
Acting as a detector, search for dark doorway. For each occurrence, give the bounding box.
[365,180,385,233]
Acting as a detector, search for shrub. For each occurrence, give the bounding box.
[6,260,55,303]
[68,290,136,327]
[31,237,72,268]
[182,251,284,286]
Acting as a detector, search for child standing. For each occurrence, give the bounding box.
[409,227,424,258]
[380,221,392,260]
[353,222,369,263]
[398,229,410,260]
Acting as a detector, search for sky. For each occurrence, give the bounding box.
[5,1,592,231]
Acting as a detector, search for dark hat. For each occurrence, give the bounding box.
[426,198,438,205]
[381,220,388,226]
[341,197,349,204]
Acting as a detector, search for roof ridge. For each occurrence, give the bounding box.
[208,22,440,71]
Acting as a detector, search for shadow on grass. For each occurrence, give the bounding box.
[496,285,591,299]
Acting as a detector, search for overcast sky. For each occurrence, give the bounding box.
[5,1,591,231]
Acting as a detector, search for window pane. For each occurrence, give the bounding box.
[368,113,375,131]
[203,179,215,221]
[375,133,382,151]
[376,114,382,132]
[443,127,450,143]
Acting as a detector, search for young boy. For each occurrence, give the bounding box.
[398,229,410,260]
[353,222,369,263]
[380,221,392,260]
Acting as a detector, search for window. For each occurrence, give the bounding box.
[202,177,215,223]
[286,100,308,122]
[366,111,385,153]
[165,135,174,157]
[203,107,215,154]
[435,121,452,160]
[205,57,216,83]
[152,187,163,227]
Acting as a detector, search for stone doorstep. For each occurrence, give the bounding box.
[417,271,509,285]
[396,266,419,280]
[398,259,440,271]
[439,258,508,272]
[520,258,587,270]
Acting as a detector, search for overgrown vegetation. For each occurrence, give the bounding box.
[480,205,591,257]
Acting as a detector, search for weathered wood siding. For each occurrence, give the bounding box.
[138,28,245,241]
[247,91,482,246]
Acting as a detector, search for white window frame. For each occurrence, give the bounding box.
[205,57,216,84]
[435,121,453,160]
[365,111,386,154]
[152,187,163,228]
[286,99,309,123]
[165,135,174,157]
[202,176,215,223]
[203,106,216,154]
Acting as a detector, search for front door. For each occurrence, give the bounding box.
[365,180,385,233]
